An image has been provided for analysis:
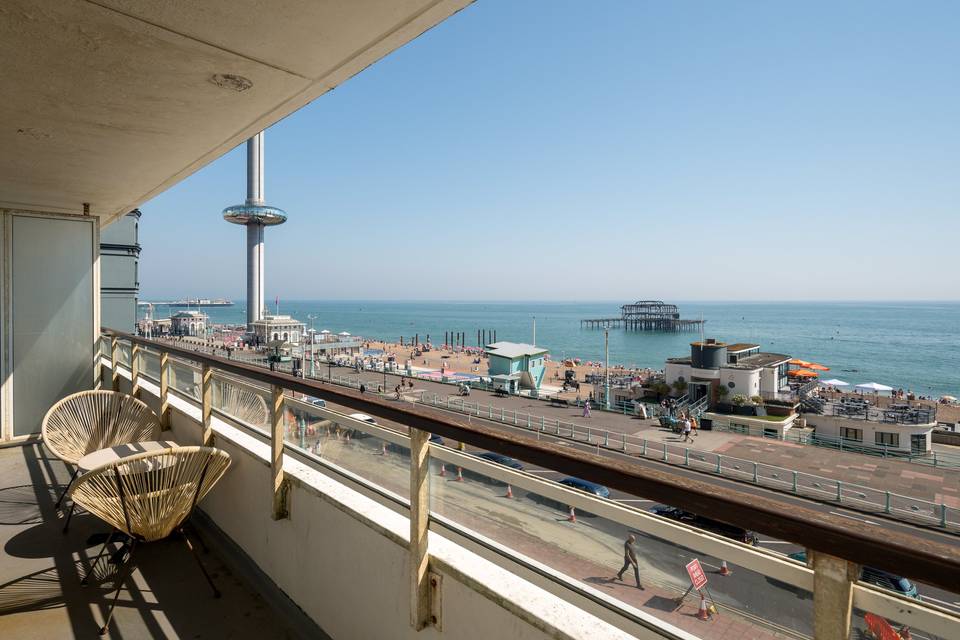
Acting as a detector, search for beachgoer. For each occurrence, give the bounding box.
[583,400,592,418]
[615,534,644,589]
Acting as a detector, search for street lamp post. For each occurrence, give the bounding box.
[604,328,611,410]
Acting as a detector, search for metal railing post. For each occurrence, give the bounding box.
[110,336,120,391]
[662,443,668,461]
[130,343,141,399]
[621,433,626,452]
[604,431,609,448]
[159,351,170,428]
[792,471,798,493]
[409,427,433,629]
[540,416,545,432]
[884,491,891,514]
[513,411,518,425]
[201,364,213,446]
[941,503,948,528]
[500,407,504,422]
[641,439,647,456]
[271,385,289,520]
[836,481,842,503]
[717,456,722,474]
[684,448,689,466]
[753,462,758,483]
[586,427,591,443]
[812,551,857,640]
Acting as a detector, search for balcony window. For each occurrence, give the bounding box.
[875,432,899,447]
[840,427,862,442]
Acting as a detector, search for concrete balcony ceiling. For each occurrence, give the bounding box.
[0,0,471,225]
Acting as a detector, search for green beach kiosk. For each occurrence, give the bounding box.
[485,342,549,395]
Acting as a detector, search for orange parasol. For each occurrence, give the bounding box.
[806,363,830,371]
[787,358,811,367]
[788,369,819,378]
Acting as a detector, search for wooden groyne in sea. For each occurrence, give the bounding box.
[580,300,704,332]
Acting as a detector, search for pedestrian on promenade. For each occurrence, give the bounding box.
[690,414,698,436]
[682,415,692,442]
[359,383,366,394]
[583,400,591,418]
[615,534,644,589]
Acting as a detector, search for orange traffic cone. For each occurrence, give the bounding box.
[439,463,447,477]
[504,484,514,499]
[696,594,710,621]
[455,467,464,482]
[719,560,732,576]
[567,506,577,523]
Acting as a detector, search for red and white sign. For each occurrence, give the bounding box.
[686,559,708,590]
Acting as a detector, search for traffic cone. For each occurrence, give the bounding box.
[567,506,577,523]
[455,467,464,482]
[504,484,514,499]
[719,560,732,576]
[696,594,710,621]
[439,463,447,477]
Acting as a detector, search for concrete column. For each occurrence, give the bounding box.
[812,550,857,640]
[246,222,264,329]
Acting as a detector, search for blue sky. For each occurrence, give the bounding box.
[138,1,960,301]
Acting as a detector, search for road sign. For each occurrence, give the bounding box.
[686,559,708,590]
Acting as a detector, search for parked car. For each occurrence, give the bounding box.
[340,412,376,439]
[461,451,524,485]
[559,477,610,498]
[475,452,524,470]
[787,551,919,599]
[531,477,610,516]
[648,505,760,546]
[304,396,326,408]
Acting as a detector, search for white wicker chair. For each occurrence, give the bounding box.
[42,390,162,531]
[70,446,231,635]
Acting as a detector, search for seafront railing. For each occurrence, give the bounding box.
[406,393,959,532]
[102,329,960,640]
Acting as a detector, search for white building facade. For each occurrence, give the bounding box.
[251,314,306,345]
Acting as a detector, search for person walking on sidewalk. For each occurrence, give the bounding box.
[583,400,592,418]
[615,534,644,589]
[681,415,692,442]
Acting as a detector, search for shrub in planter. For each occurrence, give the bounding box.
[750,395,764,406]
[731,394,748,407]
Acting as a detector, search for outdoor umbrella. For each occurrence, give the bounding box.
[941,395,957,403]
[855,382,893,393]
[820,379,849,387]
[339,331,351,336]
[806,363,830,371]
[788,359,811,367]
[788,369,818,378]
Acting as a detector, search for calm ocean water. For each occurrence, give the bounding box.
[143,301,960,397]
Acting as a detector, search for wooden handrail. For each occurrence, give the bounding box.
[102,328,960,594]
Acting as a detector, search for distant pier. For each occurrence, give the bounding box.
[581,300,704,332]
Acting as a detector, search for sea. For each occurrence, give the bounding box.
[142,301,960,398]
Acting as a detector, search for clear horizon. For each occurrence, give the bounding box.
[136,2,960,301]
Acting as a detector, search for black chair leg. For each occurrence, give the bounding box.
[181,527,220,598]
[82,530,116,586]
[100,539,137,636]
[55,468,79,509]
[62,502,76,534]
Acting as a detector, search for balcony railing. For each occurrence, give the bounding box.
[100,328,960,640]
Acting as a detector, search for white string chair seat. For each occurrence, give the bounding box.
[42,390,162,465]
[69,446,231,542]
[217,382,269,427]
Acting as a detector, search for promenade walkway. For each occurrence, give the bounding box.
[336,364,960,510]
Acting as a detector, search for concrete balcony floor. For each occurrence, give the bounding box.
[0,443,304,639]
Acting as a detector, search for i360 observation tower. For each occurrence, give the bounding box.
[222,131,287,331]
